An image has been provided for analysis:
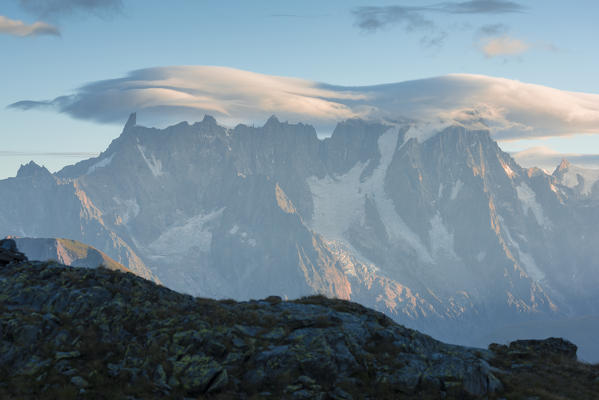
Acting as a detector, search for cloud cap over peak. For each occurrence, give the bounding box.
[9,66,599,141]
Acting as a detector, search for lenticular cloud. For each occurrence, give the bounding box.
[9,66,599,140]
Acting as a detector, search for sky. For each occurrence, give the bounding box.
[1,0,599,178]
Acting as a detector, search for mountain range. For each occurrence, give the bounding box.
[2,113,598,361]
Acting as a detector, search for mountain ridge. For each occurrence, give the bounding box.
[2,114,598,360]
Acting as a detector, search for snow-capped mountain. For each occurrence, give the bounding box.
[2,113,598,359]
[552,159,599,200]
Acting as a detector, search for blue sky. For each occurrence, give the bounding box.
[1,0,599,178]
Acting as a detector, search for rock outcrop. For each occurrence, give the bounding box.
[0,259,501,399]
[2,259,598,399]
[0,238,27,266]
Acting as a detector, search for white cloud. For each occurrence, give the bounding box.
[481,35,529,57]
[10,66,366,131]
[9,66,599,140]
[0,15,59,37]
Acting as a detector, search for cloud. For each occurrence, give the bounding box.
[353,6,435,32]
[17,0,122,19]
[0,15,59,37]
[438,0,525,14]
[477,23,508,36]
[352,6,446,48]
[512,147,599,171]
[9,66,366,131]
[353,1,524,32]
[353,1,524,48]
[269,14,329,19]
[481,35,529,57]
[9,66,599,141]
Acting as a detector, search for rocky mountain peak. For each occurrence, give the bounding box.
[123,112,137,131]
[555,158,571,174]
[16,161,51,179]
[200,114,217,126]
[264,114,281,127]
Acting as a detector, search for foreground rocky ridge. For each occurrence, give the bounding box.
[1,248,598,399]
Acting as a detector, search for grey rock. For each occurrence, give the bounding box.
[329,386,353,400]
[70,376,89,388]
[206,369,228,393]
[3,252,592,398]
[55,350,81,360]
[153,364,168,388]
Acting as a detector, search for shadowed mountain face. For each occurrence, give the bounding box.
[1,114,598,359]
[0,160,157,283]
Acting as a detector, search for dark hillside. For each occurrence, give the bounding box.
[0,241,597,399]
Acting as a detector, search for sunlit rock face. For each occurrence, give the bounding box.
[11,237,131,273]
[1,114,598,359]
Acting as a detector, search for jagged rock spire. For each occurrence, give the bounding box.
[558,158,571,171]
[265,115,280,126]
[123,112,137,131]
[16,161,51,178]
[202,115,217,125]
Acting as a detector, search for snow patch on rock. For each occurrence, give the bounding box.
[404,120,453,143]
[557,165,599,196]
[147,208,224,257]
[87,153,115,175]
[307,127,433,264]
[476,251,486,262]
[228,225,258,247]
[451,180,463,201]
[428,213,457,258]
[516,183,550,228]
[499,216,545,281]
[113,197,140,225]
[136,144,164,177]
[518,251,544,282]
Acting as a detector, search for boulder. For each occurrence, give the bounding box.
[0,239,27,266]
